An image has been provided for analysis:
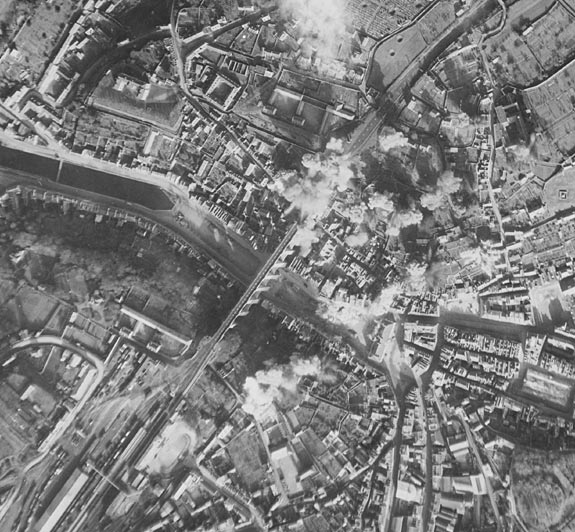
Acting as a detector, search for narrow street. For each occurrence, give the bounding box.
[457,411,504,531]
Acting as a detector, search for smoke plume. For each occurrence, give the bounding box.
[276,0,348,59]
[345,229,370,248]
[272,153,355,219]
[387,205,423,237]
[379,128,410,153]
[318,283,402,342]
[459,246,499,277]
[368,192,395,214]
[326,137,345,153]
[291,222,321,256]
[404,262,428,292]
[242,356,323,421]
[420,171,462,211]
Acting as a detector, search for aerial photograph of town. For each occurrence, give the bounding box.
[4,0,575,530]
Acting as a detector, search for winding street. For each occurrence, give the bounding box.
[456,410,504,532]
[9,335,105,452]
[0,336,105,524]
[169,3,276,180]
[196,464,268,531]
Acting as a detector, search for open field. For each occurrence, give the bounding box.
[523,59,575,156]
[369,26,427,91]
[529,281,569,326]
[522,367,572,408]
[510,363,575,414]
[137,418,197,474]
[92,72,184,132]
[544,167,575,213]
[486,1,575,86]
[16,287,59,330]
[226,429,268,492]
[368,0,455,91]
[345,0,426,40]
[0,0,79,90]
[278,70,360,110]
[44,305,72,335]
[512,447,575,532]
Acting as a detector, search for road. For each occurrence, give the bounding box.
[381,0,497,106]
[379,403,406,532]
[414,373,433,532]
[485,0,508,39]
[346,108,383,156]
[196,465,267,531]
[9,336,105,452]
[169,6,275,180]
[61,28,172,107]
[477,0,508,246]
[180,8,276,57]
[0,336,105,525]
[559,0,575,18]
[457,410,504,531]
[177,223,298,398]
[349,0,498,155]
[254,419,289,508]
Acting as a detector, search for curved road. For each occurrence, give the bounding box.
[0,336,104,524]
[10,335,105,452]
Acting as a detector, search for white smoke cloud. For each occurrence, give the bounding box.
[272,153,355,219]
[339,203,366,225]
[508,143,531,162]
[419,190,443,211]
[291,222,321,256]
[271,145,425,248]
[345,230,370,248]
[420,170,462,211]
[405,262,428,292]
[507,133,536,162]
[438,171,461,195]
[318,283,402,342]
[276,0,348,59]
[459,246,499,277]
[368,192,395,214]
[242,356,322,421]
[379,128,410,153]
[369,283,403,316]
[387,206,423,237]
[326,137,345,153]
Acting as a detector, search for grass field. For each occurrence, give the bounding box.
[511,363,575,414]
[486,1,575,86]
[226,428,268,492]
[368,0,455,91]
[523,61,575,156]
[369,25,427,91]
[529,281,569,326]
[0,0,78,90]
[16,286,58,330]
[137,418,197,474]
[512,447,575,532]
[92,72,184,132]
[544,167,575,214]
